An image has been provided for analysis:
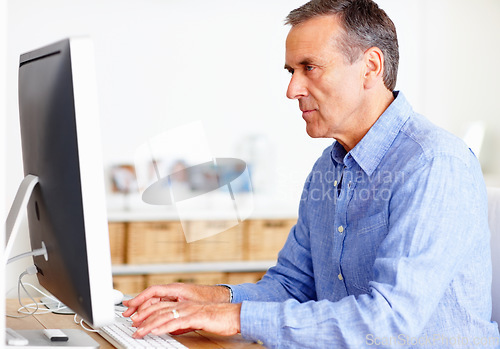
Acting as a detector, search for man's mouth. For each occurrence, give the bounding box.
[301,108,317,120]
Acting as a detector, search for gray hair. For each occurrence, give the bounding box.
[285,0,399,91]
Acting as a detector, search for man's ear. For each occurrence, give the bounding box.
[363,47,384,89]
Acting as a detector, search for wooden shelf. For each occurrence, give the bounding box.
[108,217,292,293]
[106,193,298,222]
[112,260,276,276]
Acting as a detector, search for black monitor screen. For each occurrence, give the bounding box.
[17,38,114,327]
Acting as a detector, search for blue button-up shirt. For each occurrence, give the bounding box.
[229,92,500,348]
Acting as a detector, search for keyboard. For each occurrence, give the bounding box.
[97,307,188,349]
[99,321,188,349]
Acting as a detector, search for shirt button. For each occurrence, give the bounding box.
[334,180,338,187]
[338,273,343,281]
[338,225,344,233]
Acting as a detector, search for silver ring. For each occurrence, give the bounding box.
[171,309,180,319]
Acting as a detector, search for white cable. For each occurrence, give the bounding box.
[7,267,39,318]
[16,303,53,315]
[74,314,99,332]
[8,266,99,334]
[15,283,68,315]
[25,265,38,275]
[8,243,48,264]
[18,268,38,315]
[20,283,60,303]
[6,267,67,318]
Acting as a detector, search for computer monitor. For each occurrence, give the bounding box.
[13,37,115,328]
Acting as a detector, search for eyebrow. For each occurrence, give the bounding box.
[299,59,314,66]
[284,58,317,71]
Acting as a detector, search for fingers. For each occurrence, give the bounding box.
[122,284,182,317]
[120,283,242,339]
[148,315,198,337]
[132,302,199,338]
[132,302,242,338]
[132,297,163,318]
[122,296,158,317]
[123,283,228,317]
[130,301,189,327]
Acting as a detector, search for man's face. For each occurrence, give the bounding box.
[285,15,366,139]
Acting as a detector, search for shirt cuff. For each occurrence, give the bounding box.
[240,301,281,347]
[218,284,253,304]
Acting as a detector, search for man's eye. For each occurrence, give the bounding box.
[306,65,315,72]
[287,68,294,75]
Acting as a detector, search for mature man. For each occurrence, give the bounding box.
[123,0,500,347]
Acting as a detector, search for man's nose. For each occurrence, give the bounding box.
[286,73,308,100]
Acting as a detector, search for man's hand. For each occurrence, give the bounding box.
[129,301,242,338]
[122,283,231,318]
[121,283,239,338]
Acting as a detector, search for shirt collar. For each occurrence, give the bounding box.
[330,91,412,176]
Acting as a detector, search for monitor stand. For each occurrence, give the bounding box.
[40,297,75,315]
[4,175,41,260]
[4,176,99,348]
[4,175,48,265]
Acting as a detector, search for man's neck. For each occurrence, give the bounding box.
[337,89,394,152]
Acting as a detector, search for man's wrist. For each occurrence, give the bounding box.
[217,285,233,303]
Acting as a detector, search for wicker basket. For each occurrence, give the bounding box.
[226,271,266,284]
[108,222,127,264]
[146,272,227,286]
[126,221,187,264]
[245,219,295,260]
[112,275,146,295]
[185,220,245,262]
